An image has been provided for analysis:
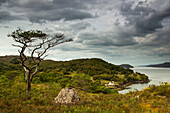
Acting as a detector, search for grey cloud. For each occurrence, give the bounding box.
[1,0,95,23]
[27,9,94,23]
[8,0,94,10]
[121,1,170,35]
[137,45,170,58]
[136,27,170,47]
[61,9,94,21]
[136,5,170,34]
[6,0,89,12]
[134,27,170,58]
[74,0,170,47]
[150,28,170,46]
[74,1,155,47]
[0,0,7,5]
[44,21,92,36]
[60,47,90,52]
[70,22,91,31]
[121,1,156,17]
[77,31,137,47]
[0,11,22,23]
[3,26,9,28]
[58,45,91,51]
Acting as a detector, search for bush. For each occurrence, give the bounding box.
[58,77,71,88]
[4,71,21,80]
[0,75,11,98]
[66,74,114,94]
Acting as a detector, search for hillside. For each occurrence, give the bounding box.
[146,62,170,68]
[0,56,149,87]
[0,75,169,112]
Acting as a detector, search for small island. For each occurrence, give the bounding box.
[119,64,134,69]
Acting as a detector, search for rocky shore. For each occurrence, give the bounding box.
[107,79,150,90]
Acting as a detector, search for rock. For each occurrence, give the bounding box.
[55,87,80,104]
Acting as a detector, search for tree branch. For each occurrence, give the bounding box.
[19,45,30,71]
[30,64,39,81]
[12,44,22,48]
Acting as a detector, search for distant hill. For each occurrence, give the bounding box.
[146,62,170,68]
[119,64,134,68]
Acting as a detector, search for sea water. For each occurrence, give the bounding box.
[119,67,170,94]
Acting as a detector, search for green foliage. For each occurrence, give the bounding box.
[40,58,133,76]
[0,75,26,99]
[4,71,20,80]
[39,58,149,84]
[141,84,170,98]
[8,29,47,43]
[0,78,169,113]
[0,56,149,86]
[66,74,116,94]
[0,75,11,98]
[10,58,20,64]
[58,77,71,88]
[0,56,168,112]
[0,56,23,75]
[0,55,149,100]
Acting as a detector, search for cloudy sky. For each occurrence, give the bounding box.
[0,0,170,66]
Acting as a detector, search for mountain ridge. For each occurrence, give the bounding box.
[146,62,170,68]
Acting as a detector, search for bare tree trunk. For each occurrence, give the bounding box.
[26,71,31,99]
[24,67,29,81]
[25,72,28,81]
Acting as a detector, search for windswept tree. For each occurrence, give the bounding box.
[8,29,72,99]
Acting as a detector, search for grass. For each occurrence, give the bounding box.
[0,76,169,113]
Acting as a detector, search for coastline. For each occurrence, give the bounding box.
[108,79,150,91]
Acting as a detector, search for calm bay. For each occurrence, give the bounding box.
[119,67,170,94]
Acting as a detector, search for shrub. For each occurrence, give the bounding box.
[66,74,114,94]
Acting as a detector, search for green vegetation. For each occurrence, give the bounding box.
[0,74,169,112]
[0,56,149,92]
[0,56,169,112]
[0,56,149,90]
[39,58,149,84]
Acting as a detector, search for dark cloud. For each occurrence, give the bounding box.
[0,0,7,5]
[136,27,170,47]
[27,9,94,23]
[0,0,95,23]
[73,0,170,48]
[121,0,170,35]
[7,0,94,10]
[0,11,22,23]
[136,5,170,34]
[149,28,170,46]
